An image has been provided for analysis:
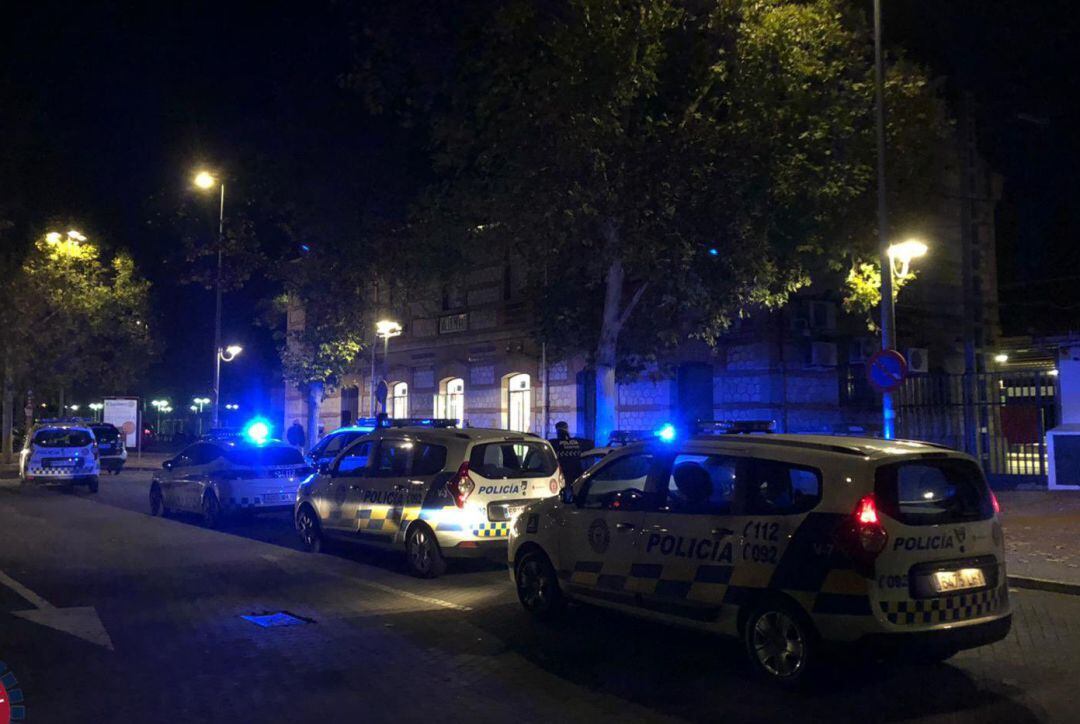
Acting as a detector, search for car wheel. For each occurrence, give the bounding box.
[405,524,446,578]
[743,598,818,686]
[87,476,99,494]
[296,506,324,553]
[149,484,168,517]
[201,493,222,528]
[515,549,565,619]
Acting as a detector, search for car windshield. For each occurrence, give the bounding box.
[468,441,557,479]
[222,445,305,467]
[92,426,120,443]
[33,428,93,448]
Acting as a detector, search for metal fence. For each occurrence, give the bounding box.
[897,370,1058,485]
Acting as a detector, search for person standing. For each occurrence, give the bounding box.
[549,420,588,484]
[286,419,306,450]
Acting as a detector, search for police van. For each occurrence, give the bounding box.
[295,419,563,577]
[508,429,1011,684]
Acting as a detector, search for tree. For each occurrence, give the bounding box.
[351,0,948,442]
[0,230,157,459]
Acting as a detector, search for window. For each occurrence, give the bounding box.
[662,454,741,515]
[412,443,448,475]
[579,453,655,510]
[468,442,557,479]
[391,382,409,419]
[373,439,412,477]
[32,428,93,448]
[435,377,465,425]
[506,373,531,432]
[744,459,822,515]
[335,441,371,475]
[223,445,304,467]
[91,426,120,443]
[875,459,993,525]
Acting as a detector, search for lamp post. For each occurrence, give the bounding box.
[371,320,402,415]
[213,344,243,428]
[151,399,170,431]
[192,397,211,435]
[89,402,103,422]
[193,169,227,427]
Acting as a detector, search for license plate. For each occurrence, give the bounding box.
[933,568,986,593]
[46,460,75,468]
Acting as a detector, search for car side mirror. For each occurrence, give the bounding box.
[560,485,575,505]
[318,462,331,476]
[162,460,173,471]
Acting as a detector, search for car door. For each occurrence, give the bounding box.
[175,443,223,511]
[160,445,197,511]
[349,438,414,542]
[632,450,749,620]
[320,439,373,535]
[558,450,661,603]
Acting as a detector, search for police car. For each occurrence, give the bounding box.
[90,423,127,474]
[508,429,1010,684]
[149,436,311,527]
[295,419,563,577]
[305,419,378,470]
[20,420,101,491]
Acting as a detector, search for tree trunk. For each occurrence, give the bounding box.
[2,356,12,464]
[306,381,325,450]
[595,254,624,447]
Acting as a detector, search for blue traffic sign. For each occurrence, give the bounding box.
[867,349,908,393]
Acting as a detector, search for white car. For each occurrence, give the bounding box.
[296,420,564,577]
[509,433,1011,685]
[91,423,128,474]
[150,439,311,527]
[20,421,101,491]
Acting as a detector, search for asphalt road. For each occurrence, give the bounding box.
[1,471,1079,723]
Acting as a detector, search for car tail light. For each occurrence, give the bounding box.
[852,494,888,555]
[990,489,1001,515]
[447,462,475,509]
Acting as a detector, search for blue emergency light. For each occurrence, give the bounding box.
[243,418,272,445]
[655,423,677,442]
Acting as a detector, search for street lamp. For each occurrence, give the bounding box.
[89,402,103,422]
[151,399,170,430]
[214,344,242,428]
[371,319,403,415]
[887,239,929,281]
[192,168,227,428]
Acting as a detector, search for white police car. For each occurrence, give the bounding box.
[306,420,378,470]
[20,420,101,491]
[150,435,311,527]
[509,430,1010,684]
[296,419,564,577]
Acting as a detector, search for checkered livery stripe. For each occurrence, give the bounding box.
[24,465,95,477]
[558,560,873,616]
[352,504,493,536]
[879,585,1008,625]
[473,522,510,538]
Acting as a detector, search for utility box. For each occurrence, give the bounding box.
[1047,355,1080,489]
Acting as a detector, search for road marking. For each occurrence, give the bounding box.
[0,568,115,650]
[261,554,472,612]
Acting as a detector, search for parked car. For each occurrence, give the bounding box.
[149,439,311,527]
[90,422,127,474]
[20,419,100,492]
[295,419,564,577]
[509,432,1010,685]
[305,420,378,470]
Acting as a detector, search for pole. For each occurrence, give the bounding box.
[541,342,549,438]
[370,337,377,416]
[873,0,896,440]
[212,182,225,428]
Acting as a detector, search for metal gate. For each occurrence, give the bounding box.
[897,370,1058,486]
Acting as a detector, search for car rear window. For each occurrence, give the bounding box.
[222,445,305,467]
[33,428,92,448]
[92,426,120,443]
[468,442,557,479]
[875,458,994,526]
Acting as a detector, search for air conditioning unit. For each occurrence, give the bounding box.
[809,342,838,368]
[906,347,929,374]
[808,301,837,331]
[850,338,878,364]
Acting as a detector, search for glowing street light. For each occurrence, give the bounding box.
[994,353,1009,364]
[191,167,228,428]
[371,319,403,415]
[214,344,243,427]
[887,238,929,280]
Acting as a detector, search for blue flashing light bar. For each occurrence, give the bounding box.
[655,423,677,442]
[243,418,272,445]
[694,419,775,435]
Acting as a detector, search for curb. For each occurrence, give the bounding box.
[1008,575,1080,596]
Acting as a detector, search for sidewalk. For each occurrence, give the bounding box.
[997,489,1080,591]
[0,451,170,478]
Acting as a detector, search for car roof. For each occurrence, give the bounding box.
[208,439,293,451]
[375,426,550,443]
[617,434,954,460]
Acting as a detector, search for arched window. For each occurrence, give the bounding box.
[436,377,465,425]
[390,382,409,419]
[506,373,531,432]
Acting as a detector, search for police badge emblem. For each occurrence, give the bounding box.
[587,518,610,554]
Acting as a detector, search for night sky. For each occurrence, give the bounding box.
[3,0,1078,409]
